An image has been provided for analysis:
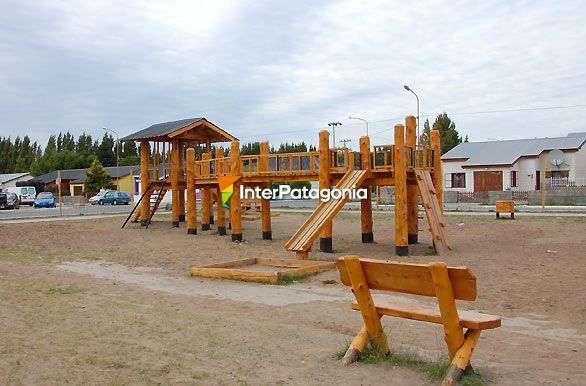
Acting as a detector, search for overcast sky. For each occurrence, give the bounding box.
[1,0,585,149]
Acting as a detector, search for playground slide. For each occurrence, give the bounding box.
[285,169,368,253]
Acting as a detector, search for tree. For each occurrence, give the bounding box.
[84,159,114,192]
[97,133,116,167]
[417,113,462,154]
[122,141,137,158]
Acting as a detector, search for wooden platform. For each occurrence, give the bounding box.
[190,257,334,284]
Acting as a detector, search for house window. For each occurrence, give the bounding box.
[444,173,452,188]
[451,173,466,188]
[511,171,517,187]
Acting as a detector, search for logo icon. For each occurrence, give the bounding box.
[218,176,240,208]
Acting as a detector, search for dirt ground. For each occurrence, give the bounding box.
[1,211,585,385]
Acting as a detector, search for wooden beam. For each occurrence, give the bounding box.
[260,141,272,240]
[430,130,444,212]
[216,146,227,235]
[394,124,408,256]
[201,152,211,231]
[359,136,373,243]
[178,141,186,222]
[318,130,332,252]
[230,140,243,242]
[139,140,151,226]
[406,115,419,244]
[429,262,465,358]
[171,139,180,227]
[186,148,197,235]
[442,329,481,386]
[344,256,389,354]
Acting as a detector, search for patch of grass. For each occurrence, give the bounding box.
[336,344,485,385]
[276,273,312,285]
[45,285,85,295]
[191,371,210,380]
[424,247,438,256]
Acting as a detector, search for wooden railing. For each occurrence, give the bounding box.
[241,152,320,176]
[372,145,394,171]
[195,157,231,178]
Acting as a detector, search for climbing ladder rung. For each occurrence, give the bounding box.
[415,169,451,255]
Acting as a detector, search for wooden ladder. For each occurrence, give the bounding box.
[414,170,452,255]
[145,186,168,228]
[285,170,368,256]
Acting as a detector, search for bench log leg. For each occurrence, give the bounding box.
[441,329,481,386]
[344,256,390,354]
[343,324,368,365]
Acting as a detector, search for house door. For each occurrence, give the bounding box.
[535,171,540,191]
[473,171,503,192]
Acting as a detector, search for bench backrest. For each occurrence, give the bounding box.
[335,257,477,301]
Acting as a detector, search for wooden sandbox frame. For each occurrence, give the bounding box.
[190,257,334,284]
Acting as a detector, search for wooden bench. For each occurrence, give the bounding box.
[496,200,515,219]
[336,256,501,385]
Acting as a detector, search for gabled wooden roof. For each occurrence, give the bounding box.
[120,118,238,143]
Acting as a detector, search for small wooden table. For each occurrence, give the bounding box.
[496,200,515,219]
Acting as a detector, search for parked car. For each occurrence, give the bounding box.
[0,192,20,209]
[89,190,108,205]
[99,191,130,205]
[6,186,36,206]
[34,192,56,208]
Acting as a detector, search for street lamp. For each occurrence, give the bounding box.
[348,116,369,136]
[103,127,120,190]
[327,122,342,148]
[403,85,420,145]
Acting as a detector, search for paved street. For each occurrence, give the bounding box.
[0,203,138,221]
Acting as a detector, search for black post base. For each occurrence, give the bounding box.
[140,220,148,227]
[408,234,418,244]
[320,237,333,253]
[232,233,242,242]
[202,223,210,231]
[210,215,214,225]
[361,232,374,243]
[262,231,272,240]
[172,221,179,228]
[187,228,197,235]
[395,245,409,256]
[218,226,226,236]
[178,214,185,222]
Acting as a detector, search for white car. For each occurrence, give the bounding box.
[6,186,36,206]
[89,190,109,205]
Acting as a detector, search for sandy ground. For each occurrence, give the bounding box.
[1,211,585,385]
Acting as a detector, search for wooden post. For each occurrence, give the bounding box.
[394,124,408,256]
[359,136,373,243]
[230,141,243,242]
[406,115,419,244]
[442,329,481,385]
[57,170,62,216]
[344,256,389,353]
[186,148,197,235]
[178,141,186,222]
[216,146,226,235]
[429,262,465,358]
[430,130,444,212]
[140,140,151,226]
[171,139,180,227]
[318,130,333,252]
[201,152,211,231]
[260,141,272,240]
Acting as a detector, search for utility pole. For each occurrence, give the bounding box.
[339,139,351,148]
[103,128,120,190]
[327,122,342,148]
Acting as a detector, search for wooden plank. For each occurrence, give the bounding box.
[186,148,197,234]
[318,130,332,250]
[351,300,500,330]
[344,256,389,353]
[415,170,451,254]
[190,267,279,284]
[429,262,465,358]
[360,136,373,242]
[405,116,419,243]
[139,141,151,224]
[336,257,476,301]
[199,257,258,268]
[394,124,408,255]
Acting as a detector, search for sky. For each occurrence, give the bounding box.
[1,0,585,150]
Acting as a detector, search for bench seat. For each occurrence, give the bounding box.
[352,299,501,330]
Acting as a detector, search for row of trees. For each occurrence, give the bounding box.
[0,113,464,177]
[0,132,139,176]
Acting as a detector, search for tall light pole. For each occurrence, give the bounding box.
[103,127,120,190]
[327,122,342,148]
[348,116,369,136]
[403,85,420,145]
[339,139,351,148]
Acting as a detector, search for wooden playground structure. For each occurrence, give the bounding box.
[121,115,450,259]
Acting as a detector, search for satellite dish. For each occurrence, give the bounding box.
[548,149,565,166]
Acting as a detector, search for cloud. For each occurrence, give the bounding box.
[0,0,585,149]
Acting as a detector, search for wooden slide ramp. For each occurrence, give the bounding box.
[414,170,452,255]
[285,169,368,254]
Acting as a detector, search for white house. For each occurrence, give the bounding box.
[441,133,586,192]
[0,172,32,190]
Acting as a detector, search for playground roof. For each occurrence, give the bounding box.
[442,134,586,167]
[120,118,238,143]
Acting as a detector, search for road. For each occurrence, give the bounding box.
[0,203,137,221]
